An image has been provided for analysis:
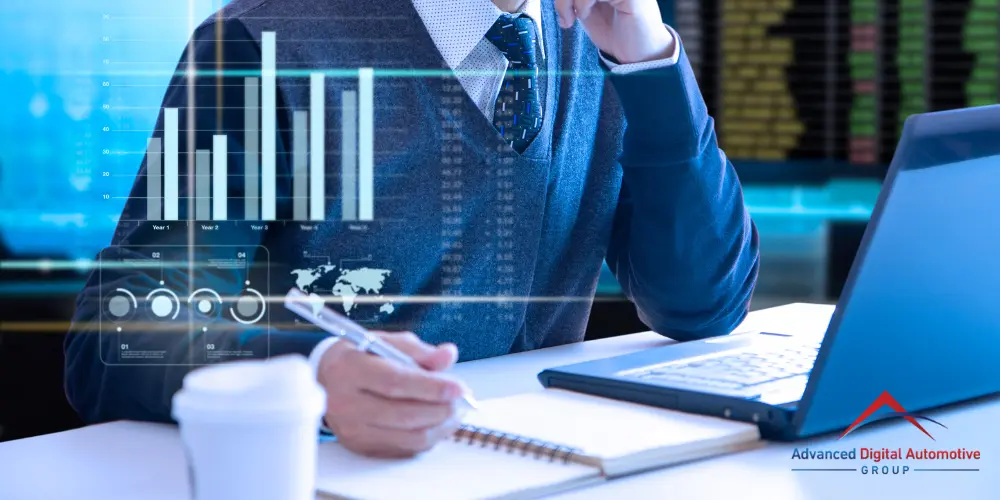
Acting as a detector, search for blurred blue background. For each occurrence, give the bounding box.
[0,1,226,259]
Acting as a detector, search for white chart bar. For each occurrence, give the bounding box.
[213,135,228,220]
[341,91,358,221]
[146,138,162,221]
[244,77,260,220]
[261,31,277,220]
[164,108,179,220]
[194,150,210,221]
[292,111,308,221]
[358,67,374,221]
[310,73,326,221]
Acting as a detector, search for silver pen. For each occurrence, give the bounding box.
[284,287,479,410]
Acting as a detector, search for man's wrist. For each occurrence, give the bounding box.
[619,23,675,65]
[309,336,339,433]
[308,336,339,379]
[601,25,681,74]
[605,39,710,166]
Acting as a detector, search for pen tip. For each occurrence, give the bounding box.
[462,395,480,410]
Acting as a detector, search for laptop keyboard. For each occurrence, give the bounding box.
[624,342,822,391]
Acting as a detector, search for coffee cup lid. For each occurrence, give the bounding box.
[172,355,325,423]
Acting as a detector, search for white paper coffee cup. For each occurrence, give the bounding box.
[172,355,326,500]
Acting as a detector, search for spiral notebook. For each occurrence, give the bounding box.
[316,389,761,499]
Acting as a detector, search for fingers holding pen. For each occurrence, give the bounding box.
[375,331,459,372]
[350,349,465,403]
[316,331,469,457]
[345,391,459,431]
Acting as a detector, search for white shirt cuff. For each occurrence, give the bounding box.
[309,336,339,434]
[600,25,681,74]
[309,336,340,375]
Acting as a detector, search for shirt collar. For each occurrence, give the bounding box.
[411,0,545,70]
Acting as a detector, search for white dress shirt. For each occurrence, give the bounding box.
[411,0,681,122]
[309,0,681,378]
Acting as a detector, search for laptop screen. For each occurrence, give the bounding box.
[795,105,1000,438]
[893,105,1000,172]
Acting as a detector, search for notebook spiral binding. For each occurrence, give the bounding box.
[453,424,583,464]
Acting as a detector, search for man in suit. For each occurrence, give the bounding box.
[66,0,759,457]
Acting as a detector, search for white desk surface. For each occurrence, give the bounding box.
[1,303,997,500]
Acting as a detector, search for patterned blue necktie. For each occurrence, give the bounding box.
[486,14,542,154]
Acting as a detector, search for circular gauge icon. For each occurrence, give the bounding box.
[230,287,266,325]
[146,288,181,320]
[187,288,223,318]
[105,288,138,322]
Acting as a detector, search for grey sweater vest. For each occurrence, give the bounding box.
[218,0,626,360]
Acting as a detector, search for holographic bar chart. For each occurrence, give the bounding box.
[141,31,377,222]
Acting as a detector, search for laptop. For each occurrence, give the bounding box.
[539,105,1000,440]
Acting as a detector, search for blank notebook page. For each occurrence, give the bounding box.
[462,389,760,467]
[316,438,599,500]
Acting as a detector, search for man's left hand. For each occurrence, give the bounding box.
[554,0,674,65]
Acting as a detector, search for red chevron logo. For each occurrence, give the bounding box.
[839,391,946,440]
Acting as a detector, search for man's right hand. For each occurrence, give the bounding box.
[316,331,467,458]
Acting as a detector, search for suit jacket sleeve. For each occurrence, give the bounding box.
[603,41,760,341]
